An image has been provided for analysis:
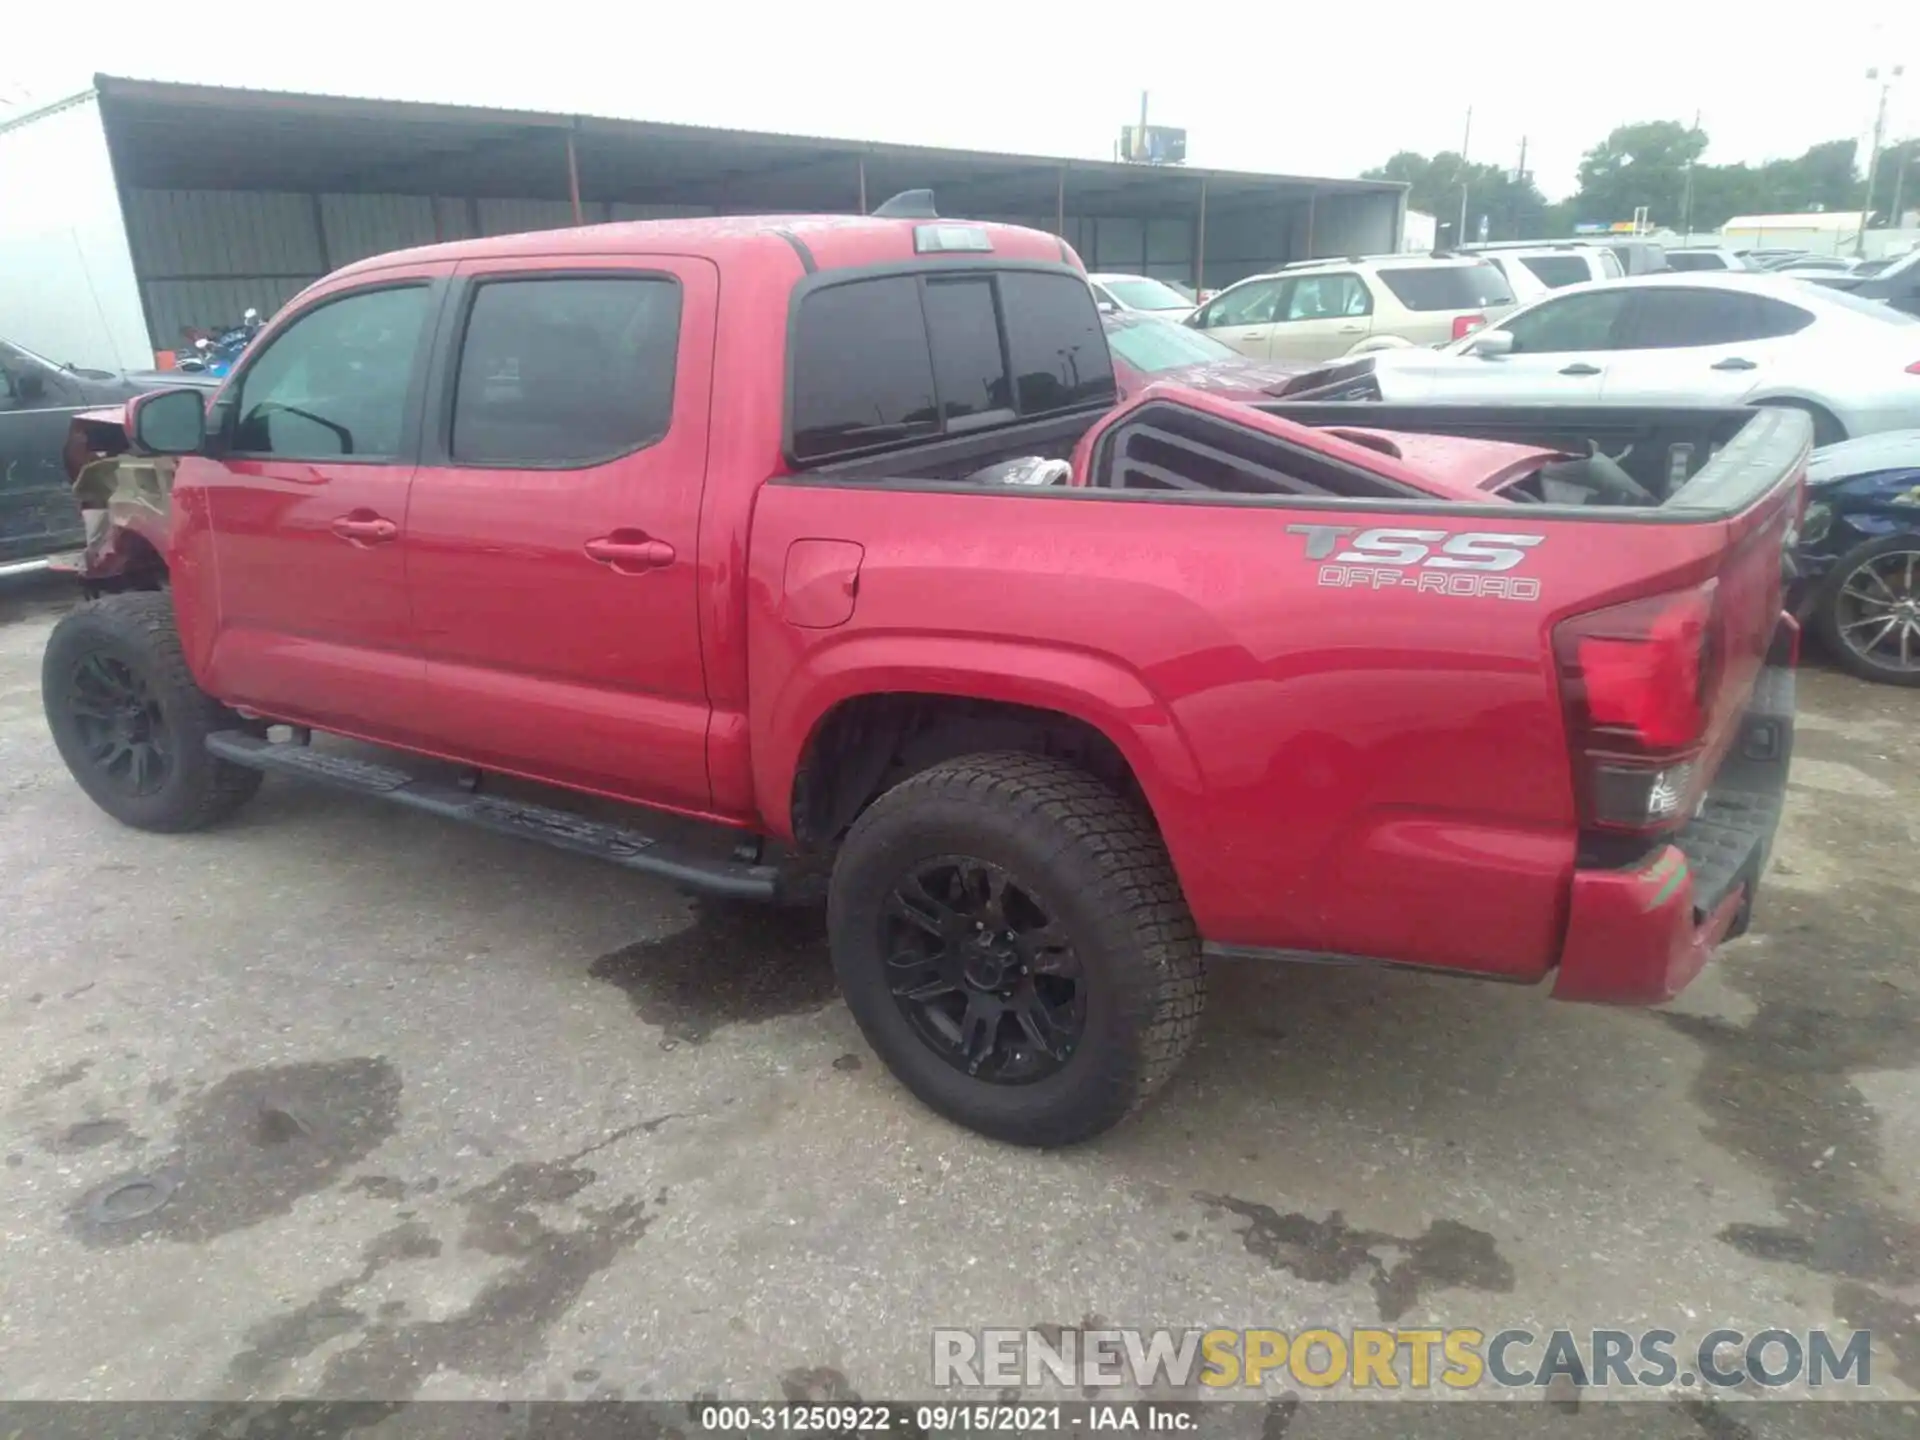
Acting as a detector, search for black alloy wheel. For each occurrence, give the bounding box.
[883,855,1087,1084]
[65,652,172,797]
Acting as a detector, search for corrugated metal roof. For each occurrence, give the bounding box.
[88,73,1403,205]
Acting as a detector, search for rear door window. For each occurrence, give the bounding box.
[451,275,683,466]
[1375,264,1514,310]
[790,269,1114,463]
[1621,289,1814,349]
[1284,273,1372,320]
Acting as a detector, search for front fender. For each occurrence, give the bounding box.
[753,631,1206,854]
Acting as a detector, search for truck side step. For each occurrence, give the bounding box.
[204,731,779,900]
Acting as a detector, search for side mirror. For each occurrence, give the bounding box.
[1465,329,1514,358]
[129,387,209,455]
[15,369,46,401]
[1095,298,1119,316]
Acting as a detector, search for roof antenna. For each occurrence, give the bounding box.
[872,189,938,219]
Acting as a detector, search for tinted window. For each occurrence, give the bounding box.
[791,277,940,461]
[1284,273,1372,320]
[233,287,429,458]
[1500,290,1633,353]
[1200,279,1284,328]
[1665,251,1729,272]
[451,277,681,466]
[1625,289,1813,349]
[998,271,1115,415]
[923,278,1012,423]
[1376,263,1514,310]
[791,270,1113,463]
[1519,255,1593,288]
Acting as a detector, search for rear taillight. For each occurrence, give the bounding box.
[1554,584,1721,833]
[1452,314,1487,341]
[1906,360,1920,374]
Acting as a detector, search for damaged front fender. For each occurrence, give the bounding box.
[62,407,175,588]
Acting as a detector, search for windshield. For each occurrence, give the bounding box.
[1104,318,1239,373]
[1103,278,1195,312]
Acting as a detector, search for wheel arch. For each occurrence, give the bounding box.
[760,639,1204,859]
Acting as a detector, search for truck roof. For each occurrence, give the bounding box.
[331,213,1076,282]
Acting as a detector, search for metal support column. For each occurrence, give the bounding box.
[858,156,868,214]
[1056,165,1067,238]
[1194,177,1208,301]
[566,130,584,225]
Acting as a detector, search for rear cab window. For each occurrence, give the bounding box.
[1374,263,1514,311]
[789,268,1115,463]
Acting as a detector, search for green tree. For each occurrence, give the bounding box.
[1869,137,1920,224]
[1574,120,1708,227]
[1361,151,1551,243]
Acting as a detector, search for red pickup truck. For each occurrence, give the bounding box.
[44,204,1804,1146]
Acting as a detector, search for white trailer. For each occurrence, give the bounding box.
[0,91,152,372]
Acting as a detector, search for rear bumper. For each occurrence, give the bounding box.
[1553,658,1795,1005]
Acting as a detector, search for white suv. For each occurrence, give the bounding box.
[1186,255,1517,362]
[1467,244,1623,292]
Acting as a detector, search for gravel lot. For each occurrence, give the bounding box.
[3,570,1918,1419]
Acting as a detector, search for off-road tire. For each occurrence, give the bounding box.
[1815,533,1920,686]
[43,592,264,831]
[827,752,1204,1147]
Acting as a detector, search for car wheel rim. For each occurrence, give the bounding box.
[881,855,1087,1084]
[1835,548,1920,673]
[68,652,171,796]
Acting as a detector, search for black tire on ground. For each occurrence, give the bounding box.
[1757,398,1845,449]
[42,592,264,831]
[1814,533,1920,687]
[827,752,1204,1147]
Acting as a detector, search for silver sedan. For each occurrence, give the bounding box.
[1368,271,1920,445]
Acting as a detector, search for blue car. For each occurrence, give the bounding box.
[1792,431,1920,685]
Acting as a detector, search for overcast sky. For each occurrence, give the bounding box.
[3,3,1915,202]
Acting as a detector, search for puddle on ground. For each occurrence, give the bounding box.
[227,1145,660,1398]
[1195,1193,1515,1323]
[1662,873,1920,1392]
[42,1118,140,1154]
[589,900,838,1046]
[71,1057,402,1247]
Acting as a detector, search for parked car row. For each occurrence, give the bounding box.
[1,340,218,573]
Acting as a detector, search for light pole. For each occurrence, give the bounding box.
[1860,64,1904,258]
[1456,107,1473,249]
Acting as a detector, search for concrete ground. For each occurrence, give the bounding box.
[3,570,1918,1421]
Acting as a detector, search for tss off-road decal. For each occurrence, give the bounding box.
[1287,524,1545,602]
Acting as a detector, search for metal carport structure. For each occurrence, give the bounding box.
[18,75,1408,359]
